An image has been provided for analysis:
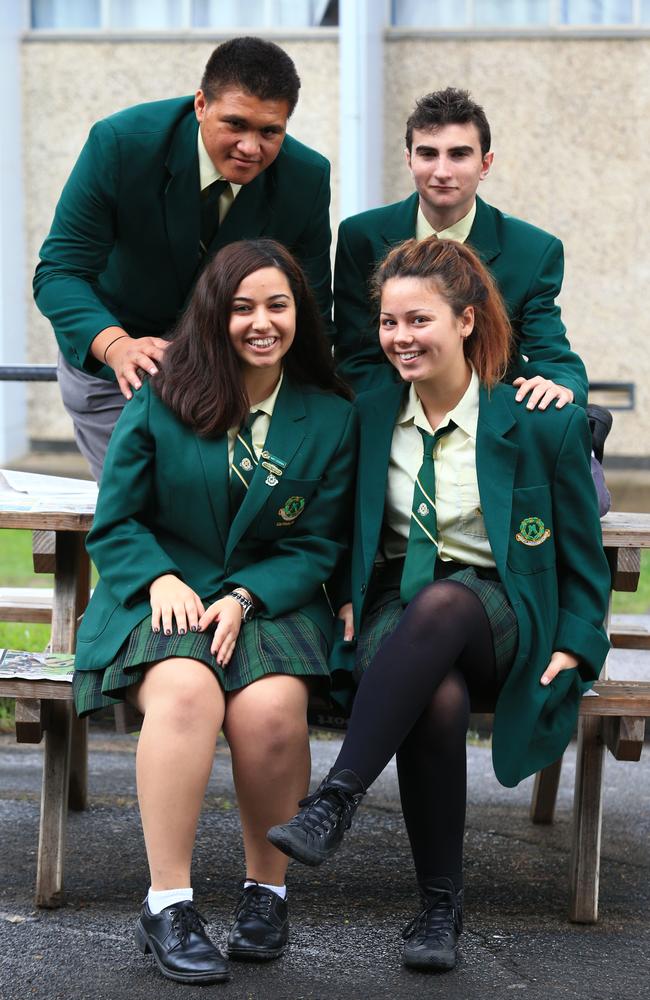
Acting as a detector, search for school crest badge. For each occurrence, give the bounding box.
[278,496,305,523]
[516,516,551,546]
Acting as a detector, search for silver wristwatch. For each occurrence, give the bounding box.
[227,590,255,623]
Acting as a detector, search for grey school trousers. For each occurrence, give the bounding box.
[57,353,126,483]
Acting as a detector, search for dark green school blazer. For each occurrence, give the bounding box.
[333,194,588,405]
[338,380,609,788]
[74,377,357,671]
[33,97,333,378]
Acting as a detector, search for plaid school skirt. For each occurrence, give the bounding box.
[73,608,330,718]
[354,558,518,686]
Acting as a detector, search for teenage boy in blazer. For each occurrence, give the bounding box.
[34,37,333,481]
[333,87,587,408]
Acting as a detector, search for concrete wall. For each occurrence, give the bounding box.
[384,36,650,461]
[22,34,650,459]
[22,37,339,443]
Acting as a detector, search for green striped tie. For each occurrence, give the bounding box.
[200,179,228,256]
[400,422,456,605]
[229,411,259,515]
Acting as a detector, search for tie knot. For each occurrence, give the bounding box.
[203,178,229,202]
[418,421,455,457]
[242,409,260,434]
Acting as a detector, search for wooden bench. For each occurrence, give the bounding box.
[0,516,91,908]
[1,512,649,919]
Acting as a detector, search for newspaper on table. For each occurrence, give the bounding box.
[0,469,97,514]
[0,649,74,682]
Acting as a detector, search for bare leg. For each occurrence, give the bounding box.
[129,658,225,890]
[223,675,310,885]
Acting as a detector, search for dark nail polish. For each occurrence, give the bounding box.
[190,625,198,633]
[165,629,171,636]
[153,627,160,633]
[179,628,186,635]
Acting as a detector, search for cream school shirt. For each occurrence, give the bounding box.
[198,130,241,223]
[415,200,477,243]
[227,372,284,468]
[382,367,495,569]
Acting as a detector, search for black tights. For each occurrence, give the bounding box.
[332,580,500,893]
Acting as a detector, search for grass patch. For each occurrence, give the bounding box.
[612,550,650,615]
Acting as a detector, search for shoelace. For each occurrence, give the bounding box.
[402,890,461,941]
[170,903,208,946]
[295,786,360,837]
[236,886,274,920]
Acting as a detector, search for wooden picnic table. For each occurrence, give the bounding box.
[0,504,649,916]
[0,508,92,907]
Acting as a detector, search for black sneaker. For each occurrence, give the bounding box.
[402,878,463,972]
[267,769,366,866]
[227,881,289,961]
[135,899,230,984]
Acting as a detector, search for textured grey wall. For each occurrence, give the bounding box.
[23,38,339,442]
[383,37,650,459]
[23,35,649,457]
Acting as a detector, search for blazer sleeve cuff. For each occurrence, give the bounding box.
[554,608,610,684]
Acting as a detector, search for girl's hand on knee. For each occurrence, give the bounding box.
[149,574,205,635]
[198,597,243,666]
[540,650,580,686]
[338,602,355,642]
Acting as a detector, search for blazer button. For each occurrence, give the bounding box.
[360,583,367,594]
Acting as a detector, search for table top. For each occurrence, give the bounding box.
[0,504,647,545]
[0,510,93,531]
[600,511,650,548]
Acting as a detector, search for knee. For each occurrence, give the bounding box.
[145,663,221,731]
[231,700,308,760]
[402,581,470,643]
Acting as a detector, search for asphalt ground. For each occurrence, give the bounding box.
[1,641,649,1000]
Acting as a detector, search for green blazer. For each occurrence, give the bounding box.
[75,377,357,670]
[339,381,609,787]
[333,194,588,406]
[34,97,333,379]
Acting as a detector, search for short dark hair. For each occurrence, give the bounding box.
[405,87,491,157]
[200,37,301,116]
[156,239,349,436]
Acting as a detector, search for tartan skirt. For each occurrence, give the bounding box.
[73,609,330,718]
[354,558,518,686]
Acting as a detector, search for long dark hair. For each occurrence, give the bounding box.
[372,237,512,388]
[155,239,350,436]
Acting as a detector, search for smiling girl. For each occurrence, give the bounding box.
[73,239,356,985]
[268,237,610,973]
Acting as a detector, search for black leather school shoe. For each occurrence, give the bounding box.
[227,882,289,961]
[267,769,366,866]
[401,878,463,972]
[135,899,230,984]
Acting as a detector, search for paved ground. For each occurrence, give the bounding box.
[1,700,649,1000]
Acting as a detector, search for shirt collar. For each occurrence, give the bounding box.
[197,128,242,199]
[398,365,480,440]
[415,199,477,244]
[251,370,284,419]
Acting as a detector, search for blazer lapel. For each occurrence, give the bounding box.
[380,193,419,249]
[476,384,518,578]
[224,377,306,562]
[358,383,406,581]
[164,110,202,294]
[466,196,501,265]
[194,434,230,551]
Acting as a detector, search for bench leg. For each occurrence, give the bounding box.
[568,715,605,923]
[36,699,72,908]
[530,757,563,824]
[68,715,88,811]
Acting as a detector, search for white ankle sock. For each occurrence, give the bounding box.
[147,886,193,914]
[244,879,286,900]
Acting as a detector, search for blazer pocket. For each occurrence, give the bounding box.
[507,485,556,575]
[254,475,322,538]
